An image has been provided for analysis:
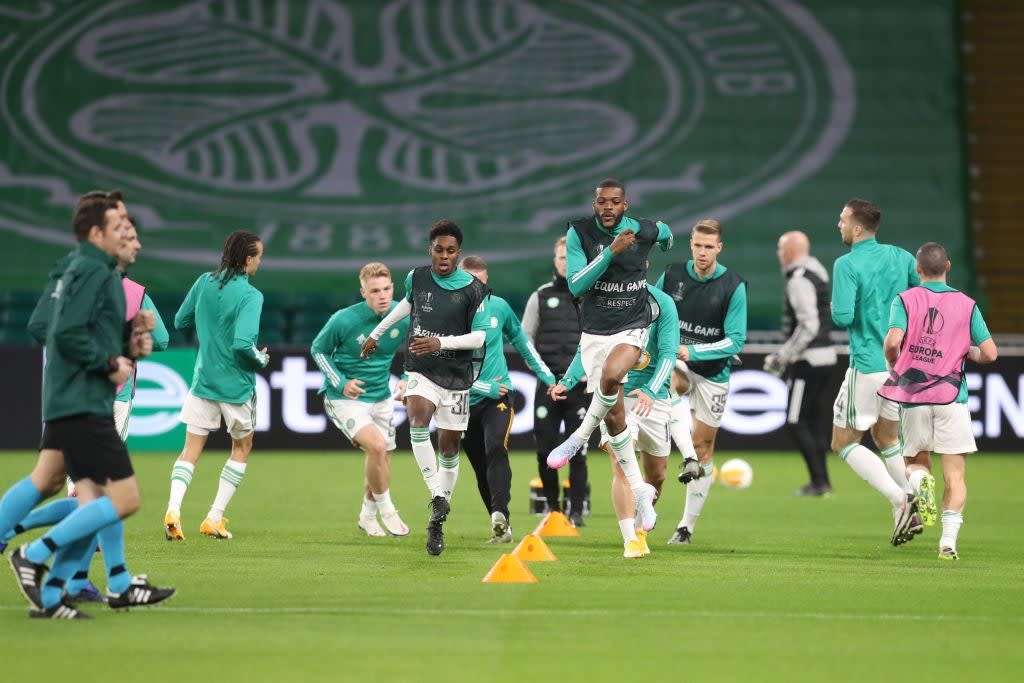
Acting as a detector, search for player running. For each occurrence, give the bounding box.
[657,219,748,545]
[557,284,679,557]
[360,221,490,556]
[312,262,410,538]
[880,243,997,559]
[164,231,269,541]
[459,256,555,544]
[544,179,673,556]
[829,199,921,545]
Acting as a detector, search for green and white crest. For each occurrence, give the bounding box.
[0,0,853,290]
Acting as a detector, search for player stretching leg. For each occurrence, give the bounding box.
[657,220,747,545]
[545,179,673,557]
[560,284,679,556]
[880,243,997,559]
[361,221,489,556]
[164,231,269,541]
[313,262,410,537]
[829,199,920,545]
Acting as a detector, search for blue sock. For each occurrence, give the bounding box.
[26,497,119,564]
[98,521,131,594]
[0,477,43,538]
[64,568,92,597]
[40,535,95,609]
[2,497,78,542]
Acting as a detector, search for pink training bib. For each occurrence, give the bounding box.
[878,286,975,405]
[116,277,146,396]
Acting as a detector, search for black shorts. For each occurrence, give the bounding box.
[38,423,60,451]
[43,414,134,483]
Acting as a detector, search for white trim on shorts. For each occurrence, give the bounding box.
[899,402,977,457]
[832,368,899,431]
[325,397,397,451]
[580,327,651,394]
[180,391,257,440]
[404,372,470,431]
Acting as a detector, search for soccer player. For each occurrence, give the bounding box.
[164,231,269,541]
[7,193,173,618]
[360,221,489,556]
[657,219,747,545]
[312,262,410,538]
[829,199,920,545]
[764,231,837,496]
[459,256,555,544]
[522,236,591,525]
[557,284,679,557]
[880,243,997,559]
[544,179,673,556]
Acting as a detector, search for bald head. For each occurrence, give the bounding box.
[777,230,810,268]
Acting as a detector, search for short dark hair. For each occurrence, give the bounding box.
[460,255,487,272]
[80,189,124,203]
[916,242,949,277]
[430,219,463,246]
[596,178,625,194]
[213,230,261,287]
[72,194,119,242]
[845,198,881,231]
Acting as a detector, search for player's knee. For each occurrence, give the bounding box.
[112,488,142,518]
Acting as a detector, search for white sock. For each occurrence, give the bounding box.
[618,517,638,543]
[208,460,246,522]
[167,460,195,515]
[608,428,646,493]
[839,444,905,507]
[410,427,443,498]
[880,443,912,494]
[940,510,963,551]
[669,395,698,460]
[681,462,713,532]
[438,454,459,500]
[360,497,377,518]
[573,388,618,441]
[908,468,927,493]
[372,489,395,514]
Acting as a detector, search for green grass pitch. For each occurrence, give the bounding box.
[1,450,1022,682]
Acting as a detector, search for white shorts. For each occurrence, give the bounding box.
[677,362,729,429]
[832,368,899,431]
[113,399,131,442]
[580,328,651,394]
[404,372,470,431]
[599,395,673,457]
[900,403,977,457]
[325,398,397,451]
[180,391,256,440]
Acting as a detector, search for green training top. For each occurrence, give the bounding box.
[312,300,410,403]
[115,293,170,402]
[655,261,747,383]
[176,271,269,404]
[888,281,991,404]
[27,249,76,345]
[42,242,126,421]
[561,285,680,399]
[469,294,555,405]
[832,237,919,373]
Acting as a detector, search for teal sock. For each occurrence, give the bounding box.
[26,497,119,564]
[98,520,131,594]
[41,535,95,609]
[0,477,43,539]
[3,497,78,542]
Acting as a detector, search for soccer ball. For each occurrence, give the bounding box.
[718,458,753,489]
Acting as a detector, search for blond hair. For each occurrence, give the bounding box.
[359,262,391,286]
[554,236,567,251]
[692,219,722,239]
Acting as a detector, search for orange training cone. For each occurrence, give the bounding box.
[534,511,581,537]
[481,553,539,583]
[514,534,558,562]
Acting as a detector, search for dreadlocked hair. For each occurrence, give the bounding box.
[213,231,261,288]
